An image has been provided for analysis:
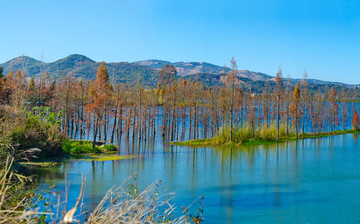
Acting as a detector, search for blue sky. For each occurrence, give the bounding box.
[1,0,359,83]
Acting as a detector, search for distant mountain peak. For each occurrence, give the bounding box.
[60,54,95,63]
[5,55,41,64]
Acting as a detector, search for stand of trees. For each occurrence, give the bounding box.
[0,60,359,146]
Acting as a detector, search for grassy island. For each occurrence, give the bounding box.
[172,125,360,147]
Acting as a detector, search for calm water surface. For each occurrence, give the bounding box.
[37,134,360,223]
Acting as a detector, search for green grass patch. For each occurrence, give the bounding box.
[19,161,61,168]
[62,140,102,155]
[62,140,119,156]
[79,154,139,161]
[241,139,280,146]
[172,139,214,147]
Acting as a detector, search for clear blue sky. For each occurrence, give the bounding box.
[1,0,359,83]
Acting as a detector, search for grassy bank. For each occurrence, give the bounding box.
[172,125,360,147]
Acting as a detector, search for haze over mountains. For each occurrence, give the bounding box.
[0,54,356,87]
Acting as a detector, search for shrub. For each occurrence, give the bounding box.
[102,144,118,151]
[62,140,101,155]
[6,107,66,158]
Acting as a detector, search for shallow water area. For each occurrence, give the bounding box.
[36,133,360,223]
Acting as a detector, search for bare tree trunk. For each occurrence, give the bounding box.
[277,96,280,140]
[230,106,233,142]
[103,110,107,142]
[110,107,118,144]
[93,117,99,149]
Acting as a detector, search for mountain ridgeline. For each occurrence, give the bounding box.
[0,55,159,86]
[0,54,357,90]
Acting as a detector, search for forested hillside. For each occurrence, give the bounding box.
[1,54,359,89]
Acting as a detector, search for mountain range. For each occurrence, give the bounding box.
[0,54,357,88]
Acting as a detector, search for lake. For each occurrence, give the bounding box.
[35,133,360,223]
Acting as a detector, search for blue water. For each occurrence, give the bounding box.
[36,134,360,223]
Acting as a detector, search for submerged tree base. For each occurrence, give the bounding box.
[172,129,360,147]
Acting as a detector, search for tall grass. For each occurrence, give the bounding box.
[0,156,52,224]
[0,169,204,223]
[213,123,293,144]
[86,178,203,223]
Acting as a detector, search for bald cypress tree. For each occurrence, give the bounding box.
[352,110,359,131]
[158,65,177,86]
[291,84,301,139]
[275,68,283,140]
[88,62,111,148]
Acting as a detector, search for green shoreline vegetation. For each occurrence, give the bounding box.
[0,107,201,223]
[172,124,360,147]
[2,106,121,164]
